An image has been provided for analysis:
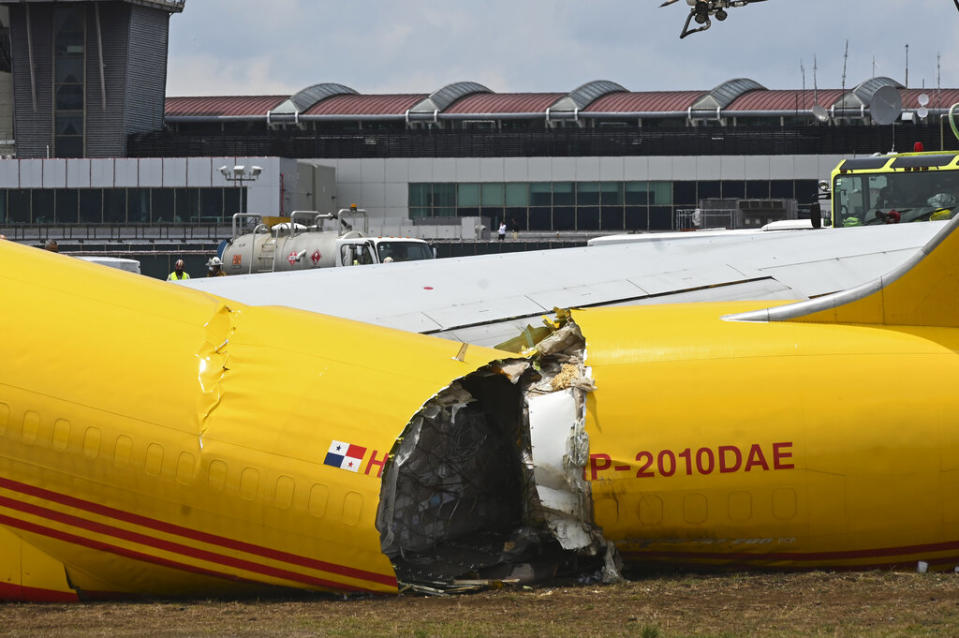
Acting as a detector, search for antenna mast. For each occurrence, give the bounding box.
[937,52,942,107]
[841,41,848,88]
[813,55,819,105]
[841,41,848,119]
[905,43,909,88]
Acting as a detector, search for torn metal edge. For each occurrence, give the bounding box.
[376,316,621,593]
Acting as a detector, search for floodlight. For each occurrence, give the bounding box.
[218,165,230,178]
[250,166,263,178]
[232,165,246,179]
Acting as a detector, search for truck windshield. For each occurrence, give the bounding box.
[833,171,959,226]
[377,241,433,263]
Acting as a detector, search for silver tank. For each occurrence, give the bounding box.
[222,210,368,275]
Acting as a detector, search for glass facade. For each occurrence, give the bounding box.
[410,181,819,231]
[54,7,85,158]
[0,187,246,224]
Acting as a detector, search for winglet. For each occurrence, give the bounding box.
[727,215,959,327]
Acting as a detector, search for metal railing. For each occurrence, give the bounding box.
[0,222,232,244]
[675,209,739,230]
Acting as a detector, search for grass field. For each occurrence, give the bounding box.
[2,571,959,637]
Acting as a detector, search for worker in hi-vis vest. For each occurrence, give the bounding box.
[167,259,190,281]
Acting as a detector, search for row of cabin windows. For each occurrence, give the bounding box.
[0,401,363,525]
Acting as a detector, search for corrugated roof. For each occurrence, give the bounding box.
[444,93,564,114]
[900,89,959,110]
[585,91,703,113]
[727,89,846,111]
[163,84,959,120]
[305,94,425,116]
[165,95,287,117]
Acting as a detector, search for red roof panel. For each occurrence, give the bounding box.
[585,91,704,113]
[444,93,564,114]
[727,89,845,111]
[165,87,959,119]
[165,95,287,117]
[900,88,959,110]
[305,94,425,115]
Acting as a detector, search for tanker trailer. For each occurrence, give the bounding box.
[221,208,433,275]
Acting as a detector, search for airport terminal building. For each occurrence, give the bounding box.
[0,0,956,253]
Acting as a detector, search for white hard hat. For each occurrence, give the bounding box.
[208,256,222,266]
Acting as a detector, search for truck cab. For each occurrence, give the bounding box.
[338,237,434,266]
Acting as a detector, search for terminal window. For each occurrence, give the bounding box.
[410,180,817,232]
[0,187,246,224]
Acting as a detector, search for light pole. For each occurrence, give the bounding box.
[218,164,262,214]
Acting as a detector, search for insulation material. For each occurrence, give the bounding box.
[528,390,593,550]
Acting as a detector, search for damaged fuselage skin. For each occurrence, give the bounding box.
[2,222,959,600]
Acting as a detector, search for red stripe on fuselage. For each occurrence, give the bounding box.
[0,581,78,603]
[0,512,269,589]
[0,495,372,593]
[0,476,395,587]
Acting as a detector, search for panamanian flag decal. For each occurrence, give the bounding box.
[324,440,367,473]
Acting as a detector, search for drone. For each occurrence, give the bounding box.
[660,0,768,39]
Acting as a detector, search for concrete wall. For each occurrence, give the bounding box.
[0,155,284,213]
[0,153,848,224]
[309,155,847,222]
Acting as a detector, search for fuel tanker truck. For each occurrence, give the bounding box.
[221,207,434,275]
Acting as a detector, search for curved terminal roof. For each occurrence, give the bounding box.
[271,83,358,115]
[163,76,959,123]
[835,76,904,111]
[692,78,765,111]
[550,80,627,112]
[409,82,492,114]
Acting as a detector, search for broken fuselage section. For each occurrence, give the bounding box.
[376,320,617,592]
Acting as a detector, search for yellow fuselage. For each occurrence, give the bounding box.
[2,239,958,600]
[581,305,959,570]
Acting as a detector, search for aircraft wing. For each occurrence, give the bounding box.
[181,222,944,347]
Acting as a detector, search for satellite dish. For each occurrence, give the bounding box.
[811,104,829,122]
[917,106,929,119]
[918,93,930,107]
[870,85,903,125]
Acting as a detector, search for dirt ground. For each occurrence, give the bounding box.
[2,571,959,638]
